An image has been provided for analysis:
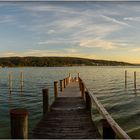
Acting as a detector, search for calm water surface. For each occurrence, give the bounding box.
[0,66,140,138]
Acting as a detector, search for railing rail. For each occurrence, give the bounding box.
[79,77,131,139]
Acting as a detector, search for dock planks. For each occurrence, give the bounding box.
[32,81,101,139]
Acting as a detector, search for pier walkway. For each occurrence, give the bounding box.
[32,81,101,139]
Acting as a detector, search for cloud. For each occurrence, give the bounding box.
[79,38,117,50]
[0,15,15,24]
[124,17,140,22]
[0,50,96,60]
[131,48,140,52]
[101,15,129,26]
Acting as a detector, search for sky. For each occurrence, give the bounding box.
[0,1,140,63]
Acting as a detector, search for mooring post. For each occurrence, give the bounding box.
[78,73,80,78]
[101,119,115,139]
[66,78,68,86]
[63,79,66,88]
[54,81,58,99]
[125,70,127,89]
[79,78,82,91]
[60,80,63,92]
[81,82,85,99]
[20,72,23,92]
[10,108,28,139]
[134,71,136,90]
[42,88,49,115]
[85,91,91,111]
[69,73,71,83]
[9,73,12,95]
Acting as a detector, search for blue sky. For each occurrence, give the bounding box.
[0,1,140,63]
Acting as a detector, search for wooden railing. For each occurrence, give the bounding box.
[78,77,131,139]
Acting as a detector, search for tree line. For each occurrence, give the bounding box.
[0,57,134,67]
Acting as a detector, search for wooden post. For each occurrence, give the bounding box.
[20,72,23,92]
[63,79,66,88]
[65,78,67,86]
[78,73,80,78]
[10,108,28,139]
[60,80,63,92]
[79,78,81,91]
[101,119,115,139]
[81,82,85,99]
[9,73,12,94]
[42,88,49,115]
[69,73,71,83]
[54,81,58,99]
[85,91,91,111]
[125,70,127,89]
[134,71,136,90]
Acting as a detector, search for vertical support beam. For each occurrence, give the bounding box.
[42,88,49,115]
[63,79,66,88]
[79,78,82,91]
[20,72,23,92]
[78,73,80,78]
[134,71,136,90]
[10,108,28,139]
[54,81,58,99]
[85,91,91,111]
[65,78,66,86]
[125,70,127,89]
[101,119,115,139]
[69,73,71,83]
[81,82,85,99]
[60,80,63,92]
[66,78,68,86]
[9,73,12,95]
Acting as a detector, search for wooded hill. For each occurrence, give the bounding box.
[0,57,134,67]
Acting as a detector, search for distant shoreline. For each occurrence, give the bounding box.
[0,56,139,67]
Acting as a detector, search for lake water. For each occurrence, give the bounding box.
[0,66,140,138]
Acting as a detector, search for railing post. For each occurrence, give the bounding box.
[20,72,24,92]
[65,78,67,86]
[101,119,115,139]
[85,91,91,111]
[63,79,66,88]
[9,73,12,95]
[10,108,28,139]
[42,88,49,115]
[134,71,136,90]
[81,82,85,99]
[125,70,127,89]
[60,80,63,92]
[54,81,58,99]
[78,73,80,78]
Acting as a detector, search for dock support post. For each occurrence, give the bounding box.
[64,79,66,88]
[10,108,28,139]
[9,73,12,95]
[60,80,63,92]
[134,71,136,90]
[21,72,23,92]
[125,70,127,89]
[43,88,49,115]
[78,73,80,78]
[54,81,58,99]
[81,82,85,99]
[101,119,115,139]
[85,91,91,111]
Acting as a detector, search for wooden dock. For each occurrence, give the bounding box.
[9,75,131,139]
[32,81,101,139]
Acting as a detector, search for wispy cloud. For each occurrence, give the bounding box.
[0,15,15,24]
[79,38,117,50]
